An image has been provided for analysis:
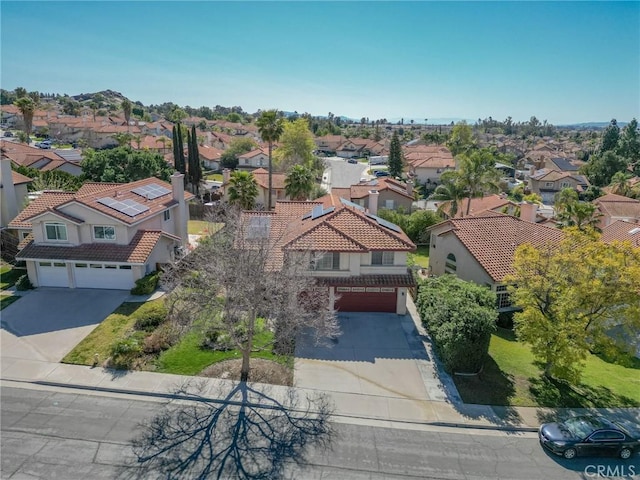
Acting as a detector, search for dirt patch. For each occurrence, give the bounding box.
[199,358,293,386]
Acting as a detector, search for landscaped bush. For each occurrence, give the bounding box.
[416,275,497,374]
[134,302,168,331]
[130,271,160,295]
[143,323,178,354]
[15,274,33,291]
[109,332,145,369]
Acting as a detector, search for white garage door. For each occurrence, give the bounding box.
[37,261,69,287]
[74,263,135,290]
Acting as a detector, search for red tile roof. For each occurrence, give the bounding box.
[252,167,286,190]
[317,273,416,287]
[437,214,565,282]
[11,170,32,185]
[16,230,179,264]
[437,194,517,218]
[601,220,640,247]
[8,192,76,228]
[595,194,640,220]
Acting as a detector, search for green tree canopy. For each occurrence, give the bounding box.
[273,118,316,172]
[507,228,640,383]
[430,170,467,218]
[446,121,476,157]
[228,170,258,210]
[388,131,404,178]
[285,164,315,201]
[81,146,173,183]
[581,150,627,187]
[456,148,501,216]
[220,138,258,169]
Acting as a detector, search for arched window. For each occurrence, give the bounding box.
[445,253,457,273]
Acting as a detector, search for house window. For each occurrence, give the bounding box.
[385,199,395,209]
[39,261,52,267]
[163,210,171,221]
[45,223,67,241]
[496,285,512,309]
[371,251,394,265]
[20,231,30,240]
[544,181,554,188]
[93,225,116,240]
[445,253,457,273]
[560,182,570,188]
[75,263,87,268]
[312,252,340,270]
[119,265,132,270]
[105,264,117,270]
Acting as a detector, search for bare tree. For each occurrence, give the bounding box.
[162,205,340,382]
[129,381,334,479]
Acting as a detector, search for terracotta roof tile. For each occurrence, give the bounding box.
[595,194,640,220]
[317,273,416,287]
[8,192,75,228]
[11,170,32,185]
[16,230,177,264]
[601,220,640,246]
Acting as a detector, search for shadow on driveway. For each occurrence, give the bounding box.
[296,313,429,363]
[1,288,129,337]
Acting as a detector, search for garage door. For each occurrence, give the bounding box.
[74,263,135,290]
[334,287,396,313]
[37,261,69,287]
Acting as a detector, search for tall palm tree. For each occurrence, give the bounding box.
[14,96,37,144]
[256,110,284,210]
[285,164,315,200]
[228,171,258,210]
[556,201,602,232]
[456,149,501,216]
[121,99,132,126]
[431,171,466,218]
[609,171,631,196]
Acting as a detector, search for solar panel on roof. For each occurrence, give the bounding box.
[339,197,365,211]
[97,197,150,217]
[132,183,171,200]
[365,212,402,233]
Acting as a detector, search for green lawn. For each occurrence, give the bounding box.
[206,173,223,181]
[408,245,430,268]
[155,320,290,375]
[188,220,223,235]
[0,263,25,290]
[454,328,640,408]
[0,295,20,310]
[62,301,159,365]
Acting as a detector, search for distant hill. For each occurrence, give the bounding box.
[558,121,628,129]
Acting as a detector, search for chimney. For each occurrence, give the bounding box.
[222,168,231,184]
[520,201,538,223]
[0,157,18,227]
[368,190,379,216]
[171,172,188,246]
[406,180,413,197]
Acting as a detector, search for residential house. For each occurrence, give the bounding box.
[1,105,20,127]
[428,208,564,310]
[242,198,417,314]
[404,145,456,185]
[601,220,640,247]
[237,148,270,169]
[593,193,640,229]
[335,138,388,159]
[220,168,288,208]
[314,135,346,156]
[8,173,193,289]
[319,177,414,213]
[0,158,32,227]
[435,194,520,220]
[1,140,82,176]
[528,168,590,204]
[198,145,223,171]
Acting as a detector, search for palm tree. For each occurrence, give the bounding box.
[431,171,466,218]
[556,201,602,232]
[456,149,501,216]
[228,171,258,210]
[609,171,631,196]
[256,110,284,210]
[285,164,315,200]
[14,96,36,144]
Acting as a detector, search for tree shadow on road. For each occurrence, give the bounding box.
[118,381,334,479]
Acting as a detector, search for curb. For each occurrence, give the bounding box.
[2,377,539,434]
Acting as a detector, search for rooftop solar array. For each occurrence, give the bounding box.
[97,197,150,217]
[551,157,579,171]
[339,197,365,211]
[302,205,336,220]
[132,183,172,200]
[247,216,271,239]
[365,212,402,233]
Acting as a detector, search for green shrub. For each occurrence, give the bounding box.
[109,332,145,369]
[15,274,33,291]
[143,323,178,354]
[130,271,160,295]
[134,302,168,331]
[416,275,497,373]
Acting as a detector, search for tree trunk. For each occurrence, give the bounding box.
[240,313,256,383]
[268,142,273,211]
[544,361,554,379]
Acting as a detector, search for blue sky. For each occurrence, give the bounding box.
[1,1,638,124]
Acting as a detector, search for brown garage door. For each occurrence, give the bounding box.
[334,287,396,312]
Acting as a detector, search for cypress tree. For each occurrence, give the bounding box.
[388,131,404,178]
[172,125,180,171]
[190,124,201,196]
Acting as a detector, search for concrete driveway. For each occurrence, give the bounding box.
[1,288,129,362]
[295,313,434,402]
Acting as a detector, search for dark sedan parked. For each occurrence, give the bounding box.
[539,415,640,460]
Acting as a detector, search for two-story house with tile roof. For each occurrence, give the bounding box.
[242,198,417,314]
[318,177,415,213]
[1,140,82,176]
[237,148,270,169]
[528,168,590,204]
[594,193,640,229]
[220,168,289,208]
[8,173,193,290]
[404,145,456,185]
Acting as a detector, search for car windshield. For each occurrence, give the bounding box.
[562,417,609,439]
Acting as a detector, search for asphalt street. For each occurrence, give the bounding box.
[2,385,638,479]
[321,157,372,190]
